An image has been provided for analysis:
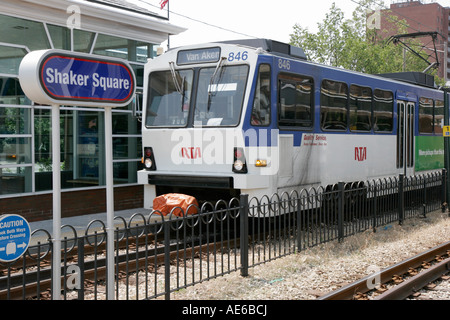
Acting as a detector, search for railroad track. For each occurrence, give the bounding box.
[318,241,450,300]
[0,231,230,300]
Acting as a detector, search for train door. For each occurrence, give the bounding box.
[396,100,415,176]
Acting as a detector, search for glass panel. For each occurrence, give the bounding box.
[73,29,95,53]
[0,137,31,165]
[321,80,348,131]
[0,107,31,134]
[373,89,393,132]
[93,34,153,62]
[136,44,154,63]
[349,85,372,132]
[0,77,30,105]
[94,34,128,59]
[113,137,141,159]
[251,64,271,126]
[195,65,248,126]
[434,100,444,135]
[113,161,140,184]
[0,166,32,195]
[0,14,50,50]
[278,74,313,128]
[132,64,144,88]
[35,109,75,191]
[77,111,103,182]
[419,97,433,134]
[35,110,105,190]
[47,24,71,50]
[112,113,140,134]
[146,69,194,127]
[0,46,28,75]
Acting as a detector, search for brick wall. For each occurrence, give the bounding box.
[0,185,143,222]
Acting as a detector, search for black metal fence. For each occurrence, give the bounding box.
[0,170,447,300]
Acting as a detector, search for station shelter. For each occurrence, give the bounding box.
[0,0,185,221]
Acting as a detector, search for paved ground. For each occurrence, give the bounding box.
[28,208,154,244]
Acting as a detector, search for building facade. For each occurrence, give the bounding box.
[380,1,449,81]
[0,0,185,221]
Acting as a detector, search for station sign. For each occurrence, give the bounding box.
[19,49,135,107]
[0,214,31,263]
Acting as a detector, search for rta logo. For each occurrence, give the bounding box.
[355,147,367,162]
[181,147,201,159]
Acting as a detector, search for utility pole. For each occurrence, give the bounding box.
[444,88,450,208]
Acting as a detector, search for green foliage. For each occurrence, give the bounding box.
[289,1,438,79]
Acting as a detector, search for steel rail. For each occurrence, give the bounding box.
[318,241,450,300]
[0,235,235,299]
[374,256,450,300]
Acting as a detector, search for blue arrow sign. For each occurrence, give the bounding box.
[0,215,31,263]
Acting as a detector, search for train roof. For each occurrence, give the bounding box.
[164,39,440,92]
[218,39,436,89]
[377,72,435,89]
[218,39,307,61]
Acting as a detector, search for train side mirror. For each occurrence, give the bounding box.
[132,91,142,121]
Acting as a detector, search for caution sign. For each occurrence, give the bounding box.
[0,215,31,263]
[444,126,450,137]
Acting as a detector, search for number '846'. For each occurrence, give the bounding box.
[228,51,248,62]
[278,59,290,70]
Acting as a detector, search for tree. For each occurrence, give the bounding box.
[289,1,436,78]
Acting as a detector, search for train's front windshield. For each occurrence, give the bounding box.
[146,64,248,127]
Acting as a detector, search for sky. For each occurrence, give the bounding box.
[149,0,450,49]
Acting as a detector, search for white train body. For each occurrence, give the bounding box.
[138,39,446,208]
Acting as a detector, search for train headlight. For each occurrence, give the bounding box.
[144,158,153,169]
[232,147,247,173]
[233,159,244,171]
[142,147,156,171]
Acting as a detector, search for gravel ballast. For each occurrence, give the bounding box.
[170,211,450,300]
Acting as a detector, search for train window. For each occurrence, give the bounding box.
[419,97,433,134]
[434,100,444,135]
[195,65,249,126]
[320,80,348,131]
[251,64,271,126]
[349,85,372,132]
[278,73,313,129]
[373,89,393,132]
[146,69,194,127]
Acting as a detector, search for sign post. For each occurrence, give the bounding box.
[444,89,450,209]
[52,103,62,296]
[19,50,135,300]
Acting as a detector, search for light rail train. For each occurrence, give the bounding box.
[137,39,447,208]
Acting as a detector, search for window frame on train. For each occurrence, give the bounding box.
[418,97,444,135]
[250,63,272,127]
[349,84,373,133]
[277,72,314,130]
[320,79,349,132]
[373,88,394,133]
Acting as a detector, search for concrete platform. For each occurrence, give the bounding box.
[28,208,157,245]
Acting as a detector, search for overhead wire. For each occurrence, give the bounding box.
[351,0,445,68]
[133,0,260,39]
[351,0,446,39]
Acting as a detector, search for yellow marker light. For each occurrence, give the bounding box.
[255,159,267,167]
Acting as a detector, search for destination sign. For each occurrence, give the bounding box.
[177,47,221,65]
[19,50,136,107]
